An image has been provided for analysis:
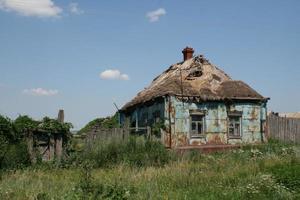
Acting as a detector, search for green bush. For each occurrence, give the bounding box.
[0,115,31,170]
[77,114,119,135]
[36,192,50,200]
[65,161,134,200]
[0,115,14,142]
[1,141,30,169]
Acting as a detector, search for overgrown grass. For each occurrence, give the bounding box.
[66,136,171,168]
[0,139,299,199]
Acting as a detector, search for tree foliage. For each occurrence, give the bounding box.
[78,113,119,135]
[0,115,16,169]
[14,115,38,138]
[39,117,73,134]
[0,115,14,142]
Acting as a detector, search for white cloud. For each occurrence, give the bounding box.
[146,8,166,22]
[23,88,58,96]
[0,0,62,17]
[99,69,129,81]
[68,2,83,15]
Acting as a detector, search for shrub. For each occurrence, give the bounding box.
[36,192,50,200]
[0,115,14,142]
[1,141,30,169]
[66,161,134,200]
[77,114,119,135]
[0,115,31,170]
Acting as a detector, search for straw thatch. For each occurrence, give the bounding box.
[122,55,266,110]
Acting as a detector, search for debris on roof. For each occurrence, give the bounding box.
[122,55,266,110]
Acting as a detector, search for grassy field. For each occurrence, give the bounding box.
[0,140,300,200]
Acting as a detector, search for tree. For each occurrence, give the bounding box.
[14,115,39,138]
[0,115,14,142]
[39,117,73,134]
[0,115,13,168]
[78,113,119,135]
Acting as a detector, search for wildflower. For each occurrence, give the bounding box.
[250,149,263,157]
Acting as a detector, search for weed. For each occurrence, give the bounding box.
[267,162,300,191]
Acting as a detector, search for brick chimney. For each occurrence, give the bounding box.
[182,47,194,61]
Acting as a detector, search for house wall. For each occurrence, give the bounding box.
[164,96,267,147]
[121,96,267,147]
[121,99,165,129]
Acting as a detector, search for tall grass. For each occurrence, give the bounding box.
[67,136,171,168]
[0,139,299,199]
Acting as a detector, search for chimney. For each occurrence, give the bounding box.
[57,109,64,123]
[182,47,194,61]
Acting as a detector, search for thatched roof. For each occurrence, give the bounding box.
[122,55,267,110]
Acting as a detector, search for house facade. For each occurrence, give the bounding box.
[120,47,269,147]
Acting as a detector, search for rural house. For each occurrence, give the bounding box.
[120,47,269,147]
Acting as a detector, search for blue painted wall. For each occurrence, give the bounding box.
[121,95,267,147]
[121,99,166,129]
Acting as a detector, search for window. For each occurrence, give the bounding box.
[152,111,161,123]
[141,113,148,126]
[190,114,205,137]
[228,116,241,137]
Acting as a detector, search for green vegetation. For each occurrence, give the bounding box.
[77,114,119,135]
[69,136,170,168]
[1,113,299,199]
[0,137,299,199]
[38,117,73,134]
[151,120,165,138]
[0,115,31,169]
[0,114,72,170]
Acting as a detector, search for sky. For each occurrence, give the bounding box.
[0,0,299,129]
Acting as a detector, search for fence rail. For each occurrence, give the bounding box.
[267,114,300,144]
[85,127,151,143]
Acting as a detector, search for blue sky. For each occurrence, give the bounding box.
[0,0,299,129]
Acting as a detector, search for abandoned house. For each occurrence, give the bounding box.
[120,47,269,147]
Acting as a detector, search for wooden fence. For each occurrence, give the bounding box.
[85,127,151,144]
[267,114,300,144]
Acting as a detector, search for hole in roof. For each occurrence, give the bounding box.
[212,74,221,82]
[186,67,203,80]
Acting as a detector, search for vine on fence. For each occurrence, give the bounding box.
[0,114,73,169]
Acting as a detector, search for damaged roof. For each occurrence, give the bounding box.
[122,55,267,110]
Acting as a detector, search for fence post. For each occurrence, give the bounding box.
[56,109,64,162]
[147,126,151,140]
[26,131,35,163]
[55,134,63,162]
[49,134,55,161]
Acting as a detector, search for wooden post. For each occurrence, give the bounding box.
[55,134,63,162]
[147,126,151,140]
[26,131,36,163]
[55,109,64,161]
[49,134,55,161]
[135,111,138,132]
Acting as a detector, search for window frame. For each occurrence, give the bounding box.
[152,110,161,123]
[189,111,206,138]
[227,111,242,138]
